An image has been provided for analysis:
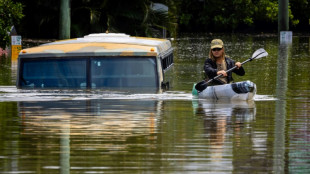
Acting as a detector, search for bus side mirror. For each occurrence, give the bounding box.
[161,82,169,90]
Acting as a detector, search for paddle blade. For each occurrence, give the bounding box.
[192,83,198,96]
[252,48,268,60]
[195,80,208,92]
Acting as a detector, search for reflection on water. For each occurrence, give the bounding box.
[20,100,161,138]
[20,100,159,137]
[192,100,257,172]
[2,98,266,173]
[273,41,290,173]
[17,100,161,173]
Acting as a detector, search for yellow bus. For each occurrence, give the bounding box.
[17,33,174,91]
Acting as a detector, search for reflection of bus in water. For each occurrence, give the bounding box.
[16,33,173,91]
[19,100,161,141]
[18,99,162,172]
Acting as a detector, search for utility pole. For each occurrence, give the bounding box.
[59,0,71,39]
[278,0,289,32]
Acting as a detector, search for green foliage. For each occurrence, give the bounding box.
[290,0,309,30]
[0,0,23,48]
[288,5,299,26]
[11,0,310,39]
[255,0,278,22]
[176,0,308,32]
[180,14,192,26]
[70,0,176,38]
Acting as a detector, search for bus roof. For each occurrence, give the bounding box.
[19,33,173,58]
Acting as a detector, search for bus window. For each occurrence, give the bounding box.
[91,57,158,88]
[20,59,87,88]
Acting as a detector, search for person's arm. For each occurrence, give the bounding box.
[230,59,245,76]
[233,63,245,76]
[204,59,218,79]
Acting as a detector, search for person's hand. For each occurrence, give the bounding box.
[217,70,227,76]
[235,62,242,69]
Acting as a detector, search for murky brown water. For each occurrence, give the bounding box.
[0,34,310,173]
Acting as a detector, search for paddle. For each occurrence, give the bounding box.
[195,48,268,92]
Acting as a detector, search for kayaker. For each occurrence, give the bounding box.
[204,39,245,85]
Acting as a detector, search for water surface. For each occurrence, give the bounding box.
[0,34,310,173]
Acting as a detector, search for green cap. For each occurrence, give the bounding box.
[211,39,224,49]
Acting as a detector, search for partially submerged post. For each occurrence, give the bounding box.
[10,26,22,61]
[274,3,291,165]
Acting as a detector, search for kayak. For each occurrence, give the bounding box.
[192,81,256,101]
[191,48,267,101]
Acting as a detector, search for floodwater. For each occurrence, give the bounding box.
[0,34,310,173]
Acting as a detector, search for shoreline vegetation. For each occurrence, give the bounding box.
[22,32,310,43]
[1,32,309,54]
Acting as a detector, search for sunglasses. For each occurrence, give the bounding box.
[212,48,222,51]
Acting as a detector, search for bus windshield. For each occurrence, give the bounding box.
[19,57,158,89]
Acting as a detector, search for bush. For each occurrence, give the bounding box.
[0,0,24,48]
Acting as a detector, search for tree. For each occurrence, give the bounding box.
[71,0,176,38]
[15,0,176,39]
[290,0,309,31]
[0,0,23,48]
[12,0,309,38]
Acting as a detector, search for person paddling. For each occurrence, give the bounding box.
[204,39,245,85]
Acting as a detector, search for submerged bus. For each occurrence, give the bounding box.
[16,33,174,91]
